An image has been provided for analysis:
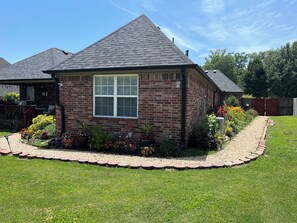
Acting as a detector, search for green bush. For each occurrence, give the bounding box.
[224,95,240,107]
[43,123,56,138]
[192,116,209,146]
[156,140,177,157]
[28,115,55,133]
[90,126,110,150]
[2,92,20,104]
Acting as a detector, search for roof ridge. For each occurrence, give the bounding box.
[48,15,146,71]
[141,15,194,64]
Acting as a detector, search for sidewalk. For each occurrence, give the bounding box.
[0,116,269,170]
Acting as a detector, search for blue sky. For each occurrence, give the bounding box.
[1,0,296,66]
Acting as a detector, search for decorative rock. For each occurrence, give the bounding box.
[232,160,245,165]
[129,163,141,169]
[153,163,167,169]
[185,163,200,169]
[107,161,118,167]
[0,150,10,155]
[27,154,37,159]
[141,163,153,169]
[78,159,87,163]
[87,159,98,165]
[174,164,187,170]
[43,155,53,160]
[245,155,258,161]
[117,163,129,168]
[212,162,225,168]
[239,157,251,163]
[12,151,22,156]
[68,158,78,162]
[97,160,108,166]
[253,150,264,156]
[18,153,28,158]
[199,162,213,168]
[224,161,234,167]
[35,154,45,159]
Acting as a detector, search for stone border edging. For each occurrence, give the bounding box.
[0,119,273,170]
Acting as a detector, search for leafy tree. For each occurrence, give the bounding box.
[203,49,237,83]
[244,57,268,97]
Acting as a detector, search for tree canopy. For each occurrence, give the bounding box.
[202,41,297,98]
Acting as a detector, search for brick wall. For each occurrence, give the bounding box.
[57,71,182,143]
[185,71,216,142]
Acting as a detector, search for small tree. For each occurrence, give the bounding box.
[2,92,20,105]
[244,58,268,97]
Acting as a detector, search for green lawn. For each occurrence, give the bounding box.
[0,116,297,222]
[0,129,13,137]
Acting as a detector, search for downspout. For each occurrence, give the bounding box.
[175,66,187,155]
[213,88,219,107]
[51,74,65,136]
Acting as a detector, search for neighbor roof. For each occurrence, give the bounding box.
[205,69,244,93]
[46,14,194,73]
[0,48,73,82]
[0,58,11,70]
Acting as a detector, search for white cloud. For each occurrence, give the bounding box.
[142,0,157,12]
[110,1,139,16]
[161,26,202,52]
[200,0,225,15]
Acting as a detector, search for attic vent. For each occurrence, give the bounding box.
[172,37,174,43]
[185,50,189,57]
[205,70,208,73]
[213,70,217,73]
[62,50,69,55]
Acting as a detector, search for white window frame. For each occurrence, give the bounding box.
[93,74,139,119]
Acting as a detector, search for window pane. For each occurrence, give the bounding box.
[95,97,114,116]
[117,98,137,117]
[124,76,130,85]
[117,86,124,95]
[108,76,114,85]
[131,86,137,95]
[102,77,107,85]
[131,76,137,85]
[117,76,123,85]
[124,86,130,95]
[95,86,101,95]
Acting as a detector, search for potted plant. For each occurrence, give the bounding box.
[76,120,90,149]
[140,123,156,146]
[62,132,74,149]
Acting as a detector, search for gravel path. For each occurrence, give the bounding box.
[0,116,268,167]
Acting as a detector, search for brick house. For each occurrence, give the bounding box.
[45,15,219,147]
[0,57,19,98]
[205,69,244,104]
[0,48,73,109]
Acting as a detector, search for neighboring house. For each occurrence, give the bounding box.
[45,15,218,146]
[0,57,19,97]
[0,48,73,110]
[205,69,244,105]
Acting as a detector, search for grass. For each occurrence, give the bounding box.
[0,129,14,137]
[0,116,297,222]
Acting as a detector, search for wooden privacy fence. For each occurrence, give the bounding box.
[242,98,293,116]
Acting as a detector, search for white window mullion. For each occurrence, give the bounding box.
[114,76,117,117]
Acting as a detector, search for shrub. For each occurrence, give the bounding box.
[246,108,258,117]
[192,116,209,147]
[216,105,227,117]
[225,126,233,137]
[142,123,156,138]
[28,115,55,133]
[224,95,240,107]
[2,92,20,104]
[43,123,56,138]
[90,126,110,150]
[140,146,154,157]
[156,140,177,157]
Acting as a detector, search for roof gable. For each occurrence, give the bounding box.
[205,69,244,93]
[0,58,11,70]
[0,48,73,81]
[48,15,194,72]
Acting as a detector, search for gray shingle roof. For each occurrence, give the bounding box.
[47,15,194,72]
[0,48,73,81]
[0,58,11,70]
[205,69,244,93]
